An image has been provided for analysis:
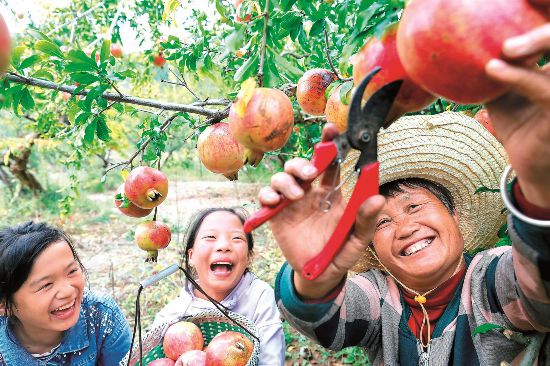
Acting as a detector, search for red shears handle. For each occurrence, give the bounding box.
[301,161,379,280]
[243,141,339,234]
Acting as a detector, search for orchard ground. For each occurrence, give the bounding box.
[1,173,370,365]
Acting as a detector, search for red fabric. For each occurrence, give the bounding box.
[513,182,550,220]
[402,264,466,345]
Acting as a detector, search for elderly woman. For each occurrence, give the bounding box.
[258,15,550,366]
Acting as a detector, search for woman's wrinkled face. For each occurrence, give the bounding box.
[12,241,85,333]
[372,187,464,291]
[188,211,251,302]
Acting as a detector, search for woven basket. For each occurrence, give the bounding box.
[121,309,260,366]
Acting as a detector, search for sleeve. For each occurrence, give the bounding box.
[251,283,286,366]
[488,181,550,332]
[150,294,192,331]
[97,298,132,365]
[274,262,383,351]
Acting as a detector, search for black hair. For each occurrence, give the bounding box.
[182,207,254,275]
[0,221,86,316]
[379,178,455,215]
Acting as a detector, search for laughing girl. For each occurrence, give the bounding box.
[0,221,131,365]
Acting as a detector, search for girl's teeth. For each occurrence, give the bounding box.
[404,239,433,256]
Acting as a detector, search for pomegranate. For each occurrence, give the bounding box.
[352,24,435,123]
[149,358,176,366]
[234,0,252,22]
[110,43,123,58]
[175,350,207,366]
[153,53,166,67]
[205,331,253,366]
[228,79,294,166]
[324,83,351,133]
[134,221,171,262]
[163,321,204,361]
[296,69,338,116]
[0,14,11,73]
[397,0,548,104]
[114,184,153,218]
[197,123,244,181]
[474,108,497,138]
[124,166,168,209]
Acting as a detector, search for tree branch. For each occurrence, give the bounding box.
[6,73,226,117]
[324,28,343,81]
[257,0,270,87]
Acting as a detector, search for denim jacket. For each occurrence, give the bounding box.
[0,291,131,366]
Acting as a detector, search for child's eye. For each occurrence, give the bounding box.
[68,268,79,275]
[203,235,216,240]
[39,283,52,291]
[233,236,245,241]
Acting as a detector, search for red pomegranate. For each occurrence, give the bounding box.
[175,350,207,366]
[163,321,204,361]
[124,166,168,209]
[197,123,245,181]
[352,24,435,122]
[235,0,252,22]
[134,221,171,262]
[474,108,497,138]
[397,0,548,104]
[228,81,294,166]
[325,84,351,133]
[149,358,176,366]
[153,53,166,67]
[0,14,11,73]
[114,184,153,218]
[296,69,338,116]
[205,331,253,366]
[110,43,123,58]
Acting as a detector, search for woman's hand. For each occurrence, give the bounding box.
[485,17,550,208]
[258,124,385,299]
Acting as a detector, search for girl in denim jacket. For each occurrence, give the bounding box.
[0,221,131,365]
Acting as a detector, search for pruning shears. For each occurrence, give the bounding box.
[243,67,402,281]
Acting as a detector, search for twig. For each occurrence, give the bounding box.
[280,51,311,59]
[257,0,270,87]
[6,73,224,117]
[47,2,104,35]
[191,99,231,107]
[324,28,343,81]
[168,68,200,101]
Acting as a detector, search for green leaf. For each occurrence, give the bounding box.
[112,103,124,113]
[11,46,26,66]
[96,118,111,142]
[83,119,98,146]
[18,55,41,70]
[225,27,246,52]
[340,80,354,105]
[74,112,92,126]
[163,0,181,21]
[32,69,55,81]
[472,323,503,337]
[271,49,303,81]
[35,40,64,59]
[66,50,98,69]
[215,0,228,18]
[234,53,259,82]
[496,236,512,247]
[325,80,342,100]
[71,72,100,85]
[20,88,35,110]
[100,39,111,64]
[497,223,508,239]
[281,0,298,11]
[310,19,325,37]
[474,186,500,194]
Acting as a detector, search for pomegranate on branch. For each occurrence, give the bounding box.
[134,220,171,262]
[153,53,166,67]
[325,82,352,133]
[228,79,294,167]
[296,68,337,116]
[124,166,168,209]
[163,321,204,361]
[110,43,123,58]
[114,184,153,218]
[0,14,10,74]
[197,122,245,181]
[397,0,548,104]
[352,24,435,123]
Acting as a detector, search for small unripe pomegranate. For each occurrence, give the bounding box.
[153,53,166,67]
[124,166,168,209]
[135,221,171,262]
[110,43,123,58]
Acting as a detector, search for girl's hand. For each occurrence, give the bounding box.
[258,124,385,299]
[485,20,550,208]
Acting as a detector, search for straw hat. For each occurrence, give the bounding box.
[341,112,509,272]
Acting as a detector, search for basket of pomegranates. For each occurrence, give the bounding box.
[122,309,260,366]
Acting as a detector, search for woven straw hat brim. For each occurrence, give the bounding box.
[341,112,509,272]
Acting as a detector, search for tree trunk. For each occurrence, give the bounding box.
[2,138,44,195]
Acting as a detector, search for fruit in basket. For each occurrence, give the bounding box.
[175,350,206,366]
[148,358,176,365]
[163,321,204,361]
[205,331,253,366]
[124,166,168,209]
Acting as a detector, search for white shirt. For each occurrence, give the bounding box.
[152,271,285,365]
